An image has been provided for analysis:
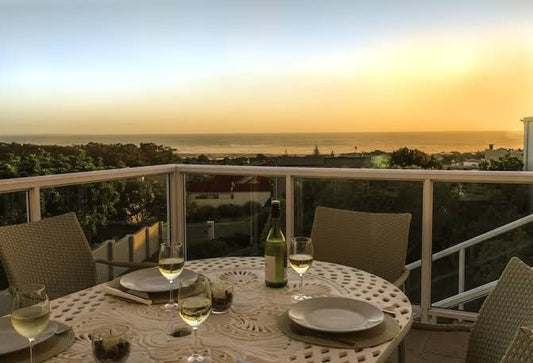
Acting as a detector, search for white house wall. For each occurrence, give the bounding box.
[191,191,271,207]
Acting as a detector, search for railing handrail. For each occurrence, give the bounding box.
[0,164,176,193]
[433,280,498,308]
[175,164,533,183]
[2,163,533,194]
[406,213,533,270]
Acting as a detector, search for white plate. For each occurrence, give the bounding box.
[288,297,384,333]
[120,268,198,292]
[0,317,56,355]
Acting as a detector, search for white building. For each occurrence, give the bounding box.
[188,175,271,207]
[523,116,533,171]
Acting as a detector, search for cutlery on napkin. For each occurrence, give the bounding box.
[100,282,152,305]
[236,353,278,363]
[54,321,73,335]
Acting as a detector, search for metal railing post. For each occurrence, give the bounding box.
[27,187,41,222]
[167,172,179,244]
[458,248,466,310]
[285,175,295,242]
[421,179,434,323]
[176,170,187,253]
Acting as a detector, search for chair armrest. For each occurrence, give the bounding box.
[94,259,157,269]
[393,267,410,289]
[413,321,473,332]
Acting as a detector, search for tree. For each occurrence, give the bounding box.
[113,179,167,225]
[313,145,320,156]
[390,147,441,169]
[197,154,210,163]
[479,154,523,171]
[0,142,185,244]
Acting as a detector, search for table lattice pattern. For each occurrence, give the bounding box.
[47,257,412,363]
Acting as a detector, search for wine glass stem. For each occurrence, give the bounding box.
[28,338,35,363]
[169,280,174,303]
[299,273,304,295]
[193,327,198,355]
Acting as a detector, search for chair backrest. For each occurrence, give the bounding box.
[467,257,533,363]
[500,326,533,363]
[0,213,97,300]
[310,206,412,283]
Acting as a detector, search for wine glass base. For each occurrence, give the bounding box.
[292,293,311,301]
[186,354,211,362]
[161,301,179,311]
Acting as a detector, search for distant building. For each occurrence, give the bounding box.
[324,156,372,168]
[272,156,325,167]
[484,144,522,162]
[272,154,372,168]
[453,159,481,170]
[188,175,271,207]
[523,116,533,171]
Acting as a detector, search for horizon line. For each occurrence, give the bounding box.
[0,129,523,137]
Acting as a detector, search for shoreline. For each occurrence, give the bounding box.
[0,130,523,157]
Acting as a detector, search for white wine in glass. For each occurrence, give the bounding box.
[289,237,314,301]
[158,241,185,311]
[11,283,50,363]
[178,275,212,362]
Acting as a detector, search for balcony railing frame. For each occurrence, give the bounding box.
[1,164,532,323]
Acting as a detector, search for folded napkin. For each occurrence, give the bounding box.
[102,277,178,305]
[277,310,400,349]
[1,321,75,363]
[237,353,279,363]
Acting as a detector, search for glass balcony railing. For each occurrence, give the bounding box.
[1,164,532,324]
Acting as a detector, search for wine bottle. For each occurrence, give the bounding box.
[264,200,287,287]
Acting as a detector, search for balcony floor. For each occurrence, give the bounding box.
[386,329,470,363]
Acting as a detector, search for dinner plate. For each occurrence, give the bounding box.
[0,316,57,355]
[288,296,385,333]
[120,267,198,292]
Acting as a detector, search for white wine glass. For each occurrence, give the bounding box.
[158,241,185,311]
[178,275,212,362]
[289,237,314,301]
[11,283,50,363]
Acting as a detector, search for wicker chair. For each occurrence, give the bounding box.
[413,257,533,362]
[310,206,412,287]
[0,212,155,300]
[465,257,533,363]
[310,206,412,363]
[500,326,533,363]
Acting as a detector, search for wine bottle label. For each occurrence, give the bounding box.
[265,255,276,282]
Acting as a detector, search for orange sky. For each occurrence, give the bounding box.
[1,2,532,134]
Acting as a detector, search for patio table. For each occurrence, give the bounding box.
[46,257,412,362]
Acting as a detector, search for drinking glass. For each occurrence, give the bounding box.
[210,280,233,314]
[11,283,50,363]
[178,275,212,362]
[92,325,130,363]
[158,241,185,311]
[289,237,314,301]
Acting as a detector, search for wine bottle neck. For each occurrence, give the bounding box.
[268,217,284,240]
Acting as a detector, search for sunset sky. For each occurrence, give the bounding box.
[0,0,532,134]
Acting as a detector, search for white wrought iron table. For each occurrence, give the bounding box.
[46,257,412,362]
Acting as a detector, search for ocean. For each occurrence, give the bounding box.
[0,131,522,156]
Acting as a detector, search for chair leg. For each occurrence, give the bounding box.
[398,339,406,363]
